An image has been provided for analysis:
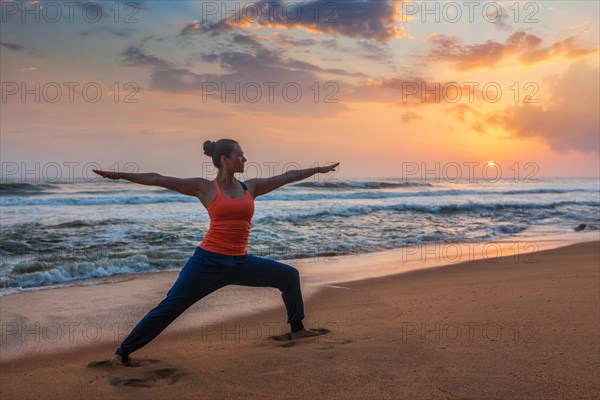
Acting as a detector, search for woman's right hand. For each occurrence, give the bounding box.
[92,169,122,180]
[317,162,340,173]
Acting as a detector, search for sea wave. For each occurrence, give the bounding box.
[0,194,195,206]
[290,180,433,189]
[0,253,184,294]
[2,187,597,206]
[263,188,598,201]
[254,200,600,224]
[0,182,60,196]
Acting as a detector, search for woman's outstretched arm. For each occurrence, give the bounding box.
[247,162,340,198]
[92,170,206,198]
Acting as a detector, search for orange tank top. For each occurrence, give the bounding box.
[199,179,255,256]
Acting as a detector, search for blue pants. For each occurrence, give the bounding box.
[115,247,305,359]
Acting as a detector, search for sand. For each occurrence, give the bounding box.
[1,238,598,399]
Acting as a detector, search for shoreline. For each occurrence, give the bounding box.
[0,239,597,399]
[1,230,597,298]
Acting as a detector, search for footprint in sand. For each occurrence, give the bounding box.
[267,328,332,347]
[86,358,187,388]
[315,338,353,350]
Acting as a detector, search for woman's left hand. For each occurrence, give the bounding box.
[317,162,340,173]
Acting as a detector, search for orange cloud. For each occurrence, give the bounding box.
[485,60,599,154]
[426,31,598,70]
[400,111,423,123]
[357,77,495,106]
[444,104,481,122]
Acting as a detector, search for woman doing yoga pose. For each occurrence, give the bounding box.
[93,139,340,365]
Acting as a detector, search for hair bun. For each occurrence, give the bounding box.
[203,140,215,157]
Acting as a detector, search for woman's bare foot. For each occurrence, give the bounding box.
[290,328,326,340]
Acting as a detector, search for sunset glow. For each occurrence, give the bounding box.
[1,0,598,179]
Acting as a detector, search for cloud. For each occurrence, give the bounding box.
[445,104,502,133]
[231,33,262,48]
[400,111,423,123]
[81,0,150,19]
[270,33,318,49]
[80,26,136,38]
[355,39,393,63]
[426,31,598,70]
[352,76,496,106]
[486,60,599,154]
[201,45,364,80]
[486,4,512,31]
[165,107,231,119]
[0,41,25,51]
[119,42,352,116]
[121,33,363,91]
[121,46,174,70]
[444,104,481,122]
[179,20,202,37]
[178,0,407,42]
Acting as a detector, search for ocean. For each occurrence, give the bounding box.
[1,177,599,296]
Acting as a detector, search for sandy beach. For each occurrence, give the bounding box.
[1,237,598,399]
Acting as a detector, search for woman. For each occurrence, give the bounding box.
[92,139,340,365]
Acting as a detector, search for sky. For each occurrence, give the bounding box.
[1,0,599,180]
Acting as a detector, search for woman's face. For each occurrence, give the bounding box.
[224,143,247,172]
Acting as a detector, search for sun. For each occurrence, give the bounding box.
[487,161,496,167]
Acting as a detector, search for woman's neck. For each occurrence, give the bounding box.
[216,171,236,184]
